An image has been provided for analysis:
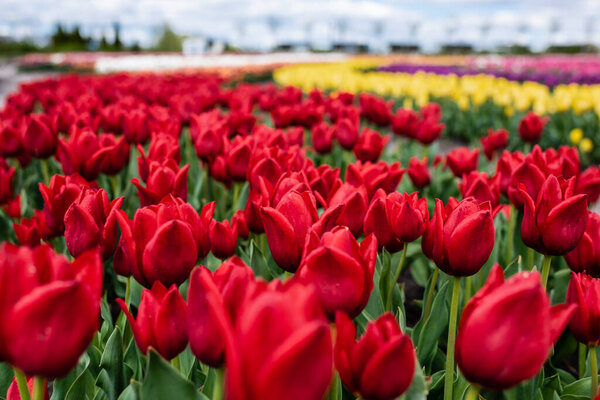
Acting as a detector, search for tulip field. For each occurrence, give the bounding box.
[1,55,600,400]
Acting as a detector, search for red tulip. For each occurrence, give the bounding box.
[64,188,123,259]
[13,209,50,247]
[296,227,376,319]
[407,157,431,189]
[39,174,96,236]
[364,190,428,252]
[481,128,509,160]
[459,171,500,207]
[359,93,392,126]
[422,197,494,277]
[260,190,318,272]
[187,258,255,367]
[132,159,189,207]
[326,182,369,237]
[446,147,479,177]
[335,117,359,150]
[566,272,600,345]
[210,219,238,260]
[0,158,16,205]
[353,128,389,163]
[456,264,575,390]
[227,137,253,181]
[520,175,588,255]
[114,196,214,287]
[335,311,415,400]
[565,212,600,276]
[137,133,181,182]
[117,281,187,360]
[311,121,335,154]
[518,112,548,143]
[345,161,404,200]
[0,119,24,158]
[0,244,102,378]
[420,103,442,122]
[22,114,57,158]
[57,127,129,180]
[193,119,226,161]
[232,210,250,240]
[122,108,150,144]
[225,282,333,400]
[392,108,419,138]
[576,166,600,204]
[415,118,444,145]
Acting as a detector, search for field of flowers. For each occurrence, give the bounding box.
[0,55,600,400]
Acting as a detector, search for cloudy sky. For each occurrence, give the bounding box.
[1,0,599,51]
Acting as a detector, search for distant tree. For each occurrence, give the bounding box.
[99,35,110,51]
[153,24,182,52]
[113,22,123,50]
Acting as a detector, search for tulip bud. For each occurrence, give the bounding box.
[0,244,102,378]
[459,171,500,207]
[345,161,404,200]
[566,272,600,345]
[225,282,333,400]
[22,114,57,158]
[209,219,238,260]
[0,158,16,205]
[392,108,419,138]
[520,175,588,255]
[518,112,548,143]
[311,121,335,154]
[132,159,189,207]
[415,118,444,145]
[422,197,494,277]
[335,117,359,150]
[407,157,431,189]
[326,182,369,237]
[335,311,415,400]
[481,128,508,160]
[565,212,600,276]
[446,147,479,177]
[261,190,318,272]
[114,196,213,287]
[456,265,575,390]
[296,227,376,319]
[118,282,187,360]
[64,188,123,260]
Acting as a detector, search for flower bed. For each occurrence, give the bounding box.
[0,69,600,400]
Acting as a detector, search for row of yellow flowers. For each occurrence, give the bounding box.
[273,58,600,116]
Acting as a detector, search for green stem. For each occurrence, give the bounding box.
[32,377,44,400]
[13,368,31,400]
[591,346,598,399]
[171,354,181,373]
[464,276,472,307]
[213,367,224,400]
[125,276,131,306]
[328,372,340,400]
[506,204,516,264]
[396,137,403,159]
[40,159,50,184]
[423,267,439,320]
[386,243,408,312]
[465,385,481,400]
[421,144,429,159]
[232,182,241,211]
[109,175,119,198]
[527,247,534,271]
[444,277,462,400]
[541,254,552,289]
[580,343,586,380]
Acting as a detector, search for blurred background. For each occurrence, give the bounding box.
[1,0,599,103]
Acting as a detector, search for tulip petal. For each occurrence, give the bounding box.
[257,322,332,400]
[446,210,494,276]
[6,281,98,378]
[64,204,101,258]
[143,220,198,287]
[260,207,300,272]
[154,287,188,360]
[360,335,415,400]
[549,303,577,344]
[541,194,588,255]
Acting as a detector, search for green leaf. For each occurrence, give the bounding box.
[235,182,249,211]
[96,327,125,400]
[561,378,591,396]
[0,363,13,398]
[378,250,392,310]
[249,241,273,280]
[141,350,206,400]
[401,360,427,400]
[117,382,141,400]
[416,281,449,366]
